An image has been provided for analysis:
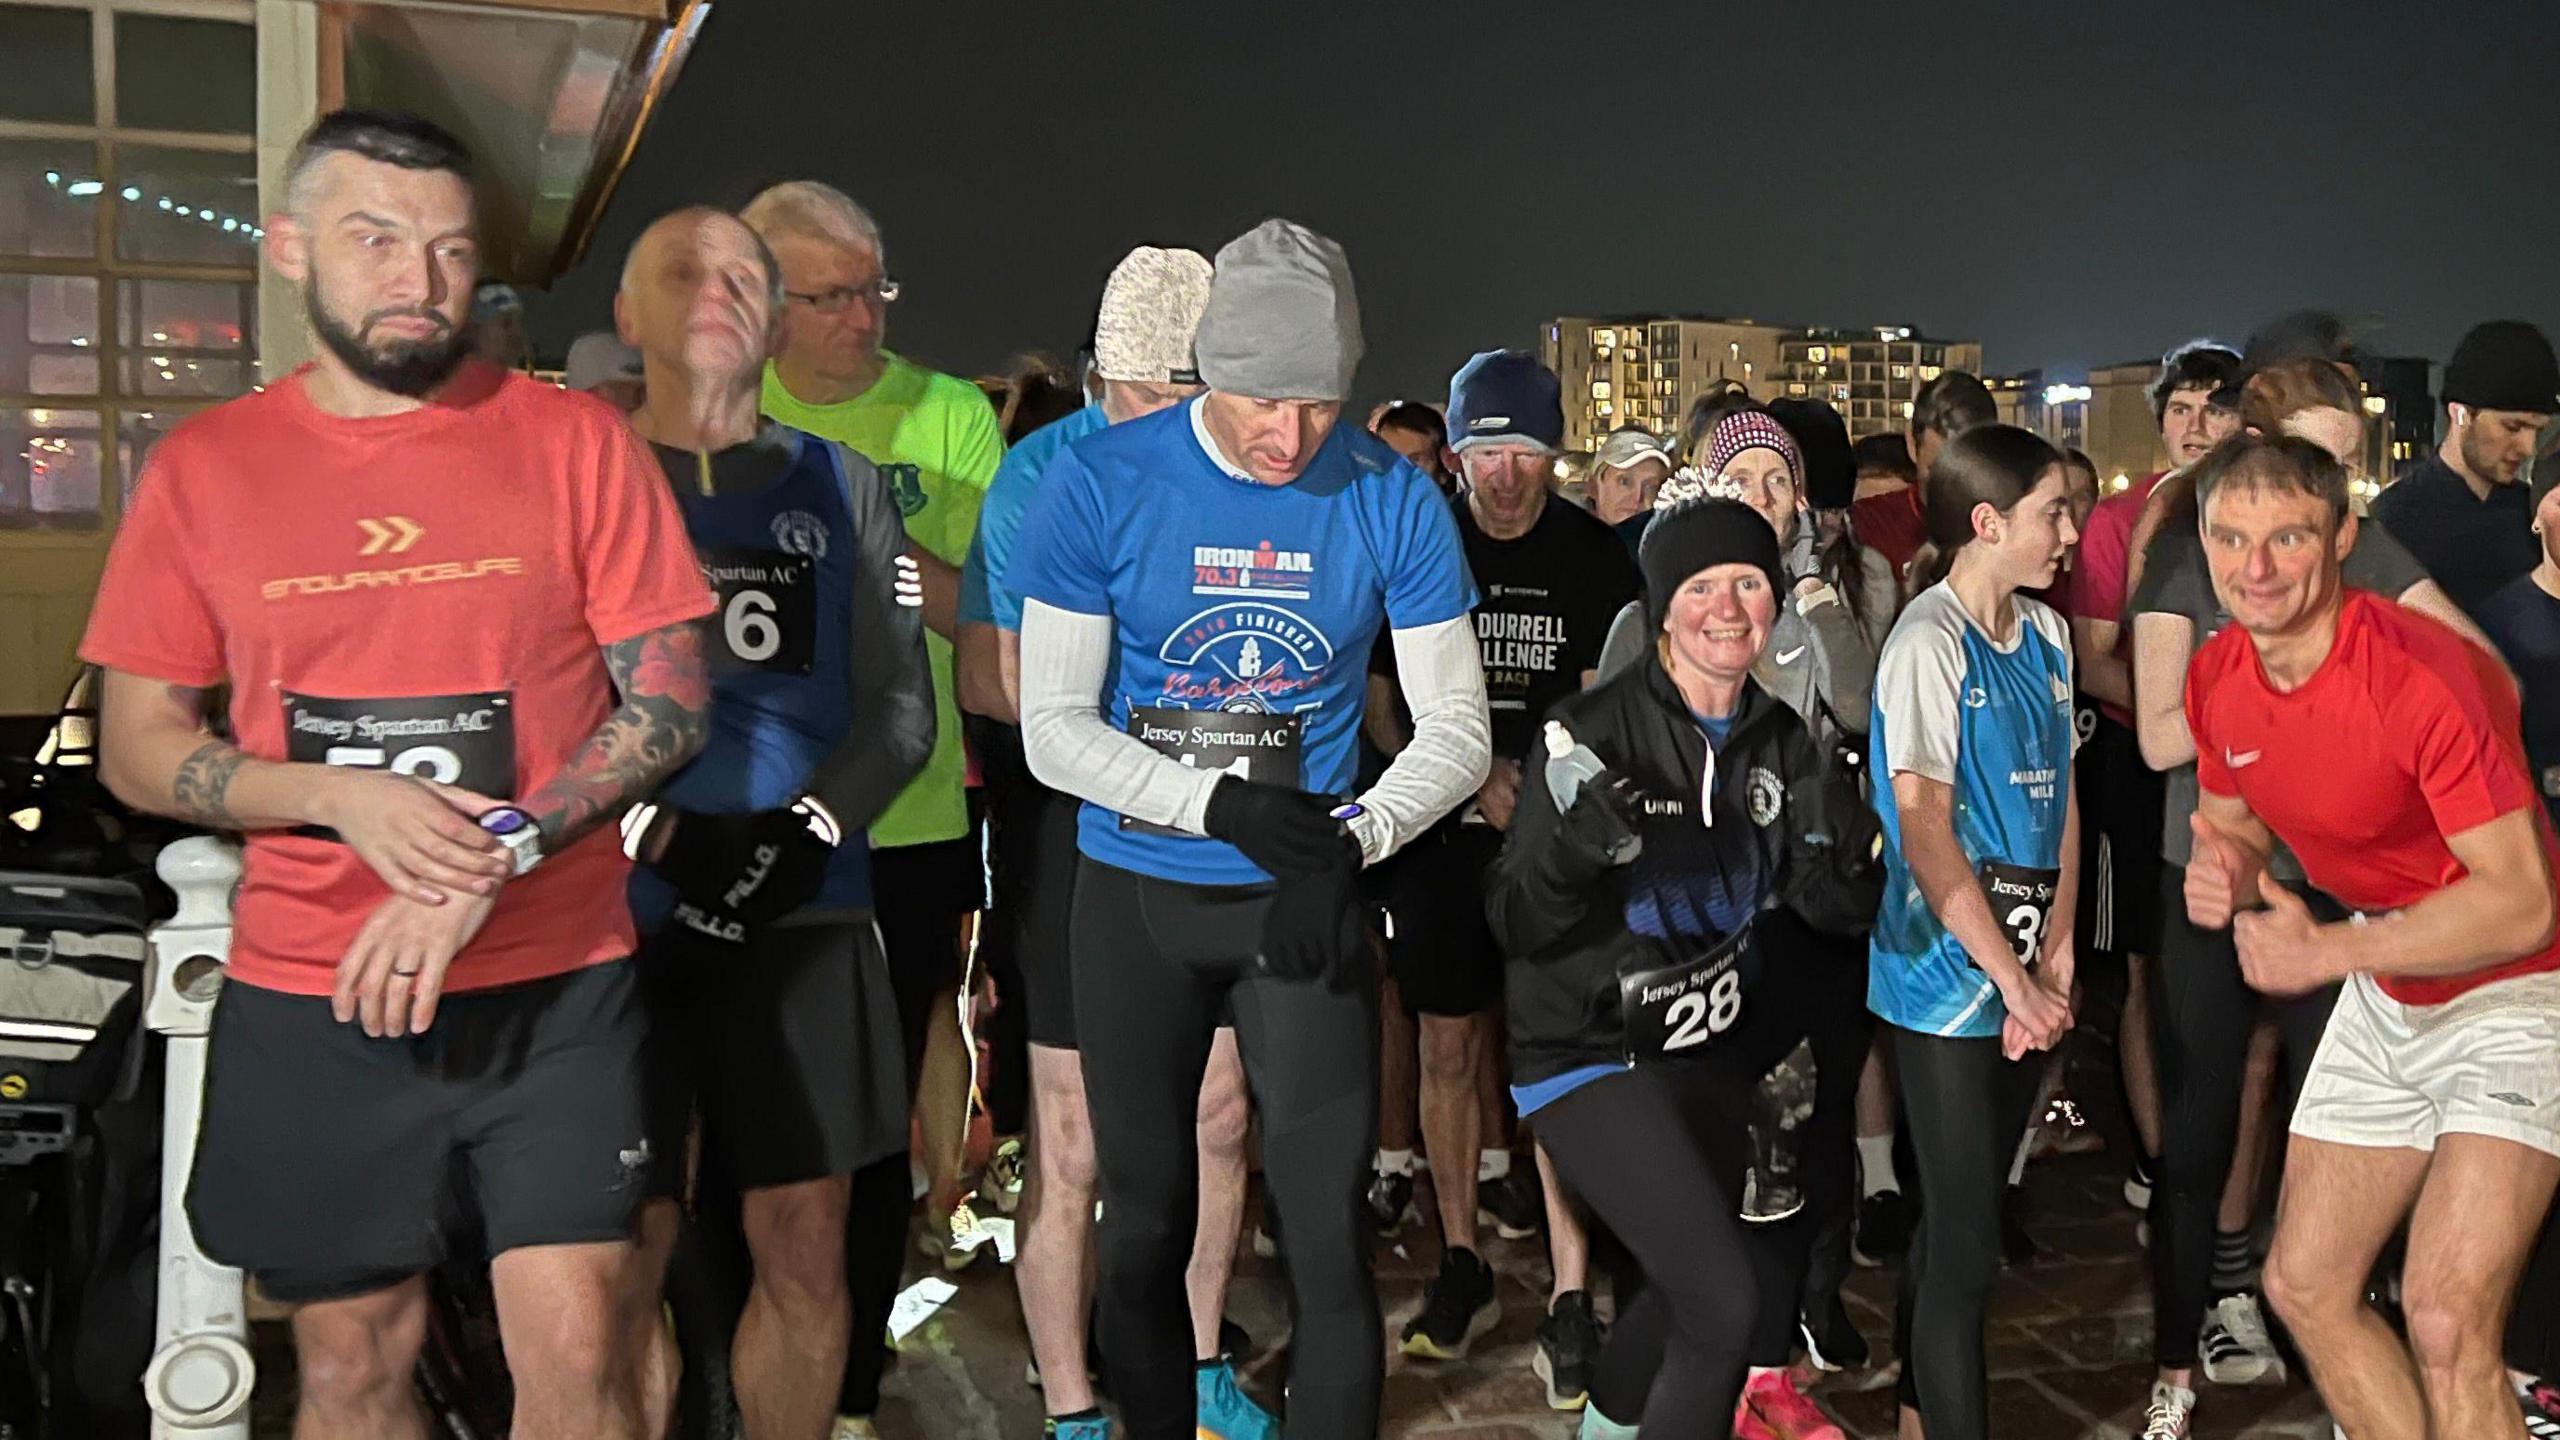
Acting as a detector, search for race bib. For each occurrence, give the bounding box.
[1618,925,1750,1064]
[1978,860,2060,970]
[281,689,516,840]
[1121,704,1302,838]
[702,546,816,675]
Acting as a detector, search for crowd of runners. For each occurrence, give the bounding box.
[71,107,2560,1440]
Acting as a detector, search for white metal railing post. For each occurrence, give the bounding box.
[139,836,253,1437]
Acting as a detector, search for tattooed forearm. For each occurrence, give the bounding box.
[169,739,248,827]
[522,619,712,848]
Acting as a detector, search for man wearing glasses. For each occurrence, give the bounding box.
[740,180,1004,1438]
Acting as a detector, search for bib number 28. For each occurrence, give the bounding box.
[1662,969,1744,1052]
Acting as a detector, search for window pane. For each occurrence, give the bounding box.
[121,279,255,398]
[0,7,94,125]
[116,15,255,134]
[1,407,104,530]
[120,407,193,505]
[0,141,102,259]
[0,274,102,396]
[115,147,261,265]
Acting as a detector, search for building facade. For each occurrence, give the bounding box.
[1542,315,1986,454]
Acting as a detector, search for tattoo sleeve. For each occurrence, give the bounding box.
[522,619,712,849]
[169,739,247,827]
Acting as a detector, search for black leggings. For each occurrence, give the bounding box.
[1891,1025,2042,1440]
[1743,911,1871,1360]
[1540,1063,1757,1433]
[836,1149,913,1416]
[2148,864,2338,1369]
[1072,859,1380,1440]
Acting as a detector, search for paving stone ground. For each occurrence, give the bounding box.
[244,1026,2345,1437]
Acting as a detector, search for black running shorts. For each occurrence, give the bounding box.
[2077,714,2165,960]
[639,920,895,1197]
[1382,820,1506,1018]
[187,960,648,1303]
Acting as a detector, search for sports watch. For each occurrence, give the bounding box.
[477,806,545,876]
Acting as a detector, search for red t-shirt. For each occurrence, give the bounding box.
[2066,470,2166,727]
[1852,484,1926,584]
[80,363,715,997]
[2187,588,2560,1004]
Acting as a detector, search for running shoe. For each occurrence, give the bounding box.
[980,1136,1027,1215]
[1799,1295,1870,1373]
[1366,1167,1417,1237]
[831,1419,882,1440]
[1478,1166,1544,1241]
[2001,1185,2037,1268]
[1195,1360,1280,1440]
[2517,1373,2560,1439]
[2199,1293,2285,1386]
[1740,1367,1846,1440]
[1534,1290,1602,1410]
[920,1198,989,1270]
[1578,1404,1640,1440]
[2028,1093,2108,1158]
[1399,1246,1498,1360]
[2138,1380,2195,1439]
[2124,1155,2157,1210]
[1042,1414,1111,1440]
[1852,1190,1915,1267]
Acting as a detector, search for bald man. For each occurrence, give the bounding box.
[614,208,935,1440]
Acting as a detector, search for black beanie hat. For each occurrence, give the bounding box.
[1767,397,1855,511]
[1639,496,1787,629]
[2444,320,2560,415]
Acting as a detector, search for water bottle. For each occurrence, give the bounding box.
[1542,721,1609,812]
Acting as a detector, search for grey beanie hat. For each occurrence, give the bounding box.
[1094,246,1214,385]
[1193,219,1363,402]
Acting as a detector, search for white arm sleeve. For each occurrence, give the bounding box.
[1349,616,1492,865]
[1019,598,1224,835]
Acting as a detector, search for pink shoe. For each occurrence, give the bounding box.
[1742,1368,1847,1440]
[1732,1392,1784,1440]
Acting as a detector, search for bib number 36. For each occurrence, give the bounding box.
[1977,860,2061,969]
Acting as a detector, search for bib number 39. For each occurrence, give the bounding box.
[1977,861,2061,970]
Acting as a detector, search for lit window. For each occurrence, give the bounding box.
[1892,364,1910,380]
[1593,328,1617,348]
[1788,383,1808,397]
[1919,365,1942,382]
[1591,381,1611,400]
[1596,401,1613,417]
[1806,345,1829,363]
[1833,385,1849,402]
[1901,401,1915,418]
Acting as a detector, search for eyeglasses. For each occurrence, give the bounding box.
[784,277,901,314]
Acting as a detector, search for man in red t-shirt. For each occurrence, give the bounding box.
[1849,369,1996,589]
[2068,340,2241,1214]
[83,111,713,1438]
[2183,435,2560,1440]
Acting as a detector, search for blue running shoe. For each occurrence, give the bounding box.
[1578,1403,1640,1440]
[1196,1360,1281,1440]
[1043,1411,1111,1440]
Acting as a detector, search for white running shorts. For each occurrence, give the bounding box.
[2292,969,2560,1158]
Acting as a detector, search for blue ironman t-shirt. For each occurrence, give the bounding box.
[1867,583,2076,1038]
[631,428,874,930]
[962,403,1110,631]
[1005,398,1476,887]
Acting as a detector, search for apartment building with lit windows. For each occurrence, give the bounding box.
[1542,315,1985,453]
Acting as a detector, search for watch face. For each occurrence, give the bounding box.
[480,808,533,837]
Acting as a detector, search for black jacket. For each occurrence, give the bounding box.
[1489,656,1881,1089]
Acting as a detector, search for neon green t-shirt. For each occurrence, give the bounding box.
[763,351,1003,848]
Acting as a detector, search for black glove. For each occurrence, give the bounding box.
[1253,829,1366,986]
[654,798,840,940]
[1551,775,1645,880]
[1201,777,1348,878]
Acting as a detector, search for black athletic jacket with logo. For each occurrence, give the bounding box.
[1489,655,1882,1090]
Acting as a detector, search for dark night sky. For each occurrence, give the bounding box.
[528,2,2560,406]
